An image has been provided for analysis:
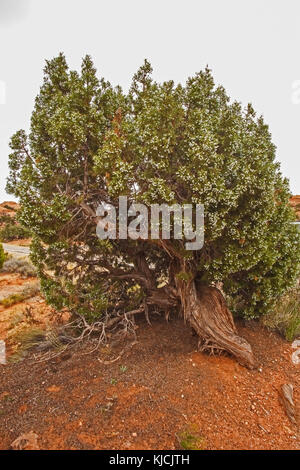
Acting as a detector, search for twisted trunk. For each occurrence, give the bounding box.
[132,252,255,369]
[177,280,256,369]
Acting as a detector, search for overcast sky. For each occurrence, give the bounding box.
[0,0,300,202]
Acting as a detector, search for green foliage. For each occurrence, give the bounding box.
[0,213,31,242]
[1,294,25,308]
[6,53,300,321]
[1,257,36,277]
[0,282,40,307]
[0,214,14,225]
[0,222,31,242]
[175,271,193,282]
[262,287,300,341]
[0,243,5,269]
[177,425,206,450]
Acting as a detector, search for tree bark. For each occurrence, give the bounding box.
[176,280,256,369]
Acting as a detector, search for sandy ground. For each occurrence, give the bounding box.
[0,272,68,360]
[0,315,299,450]
[0,229,299,450]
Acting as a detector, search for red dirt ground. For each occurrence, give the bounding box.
[290,195,300,220]
[0,316,299,450]
[0,201,19,218]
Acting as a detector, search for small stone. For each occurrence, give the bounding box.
[0,340,6,365]
[18,404,28,415]
[11,431,39,450]
[46,385,61,393]
[279,384,296,425]
[132,432,137,437]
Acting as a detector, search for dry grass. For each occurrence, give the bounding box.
[0,282,40,308]
[1,257,36,278]
[262,286,300,341]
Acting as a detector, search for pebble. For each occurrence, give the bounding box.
[0,340,6,365]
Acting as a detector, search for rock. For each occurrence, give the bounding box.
[278,384,297,425]
[46,385,61,393]
[18,404,28,415]
[291,339,300,365]
[11,431,39,450]
[0,340,6,365]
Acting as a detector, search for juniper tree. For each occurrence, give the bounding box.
[7,54,300,367]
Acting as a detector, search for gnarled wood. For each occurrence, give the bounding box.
[117,251,256,369]
[279,384,297,425]
[177,280,256,369]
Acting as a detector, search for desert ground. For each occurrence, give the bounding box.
[0,201,299,450]
[0,313,299,450]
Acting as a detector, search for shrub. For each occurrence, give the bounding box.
[5,54,300,367]
[176,425,206,450]
[8,328,46,363]
[262,286,300,341]
[0,223,31,242]
[1,257,36,277]
[0,243,5,269]
[0,282,40,307]
[0,214,14,225]
[1,294,26,307]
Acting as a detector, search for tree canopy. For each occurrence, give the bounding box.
[6,54,300,366]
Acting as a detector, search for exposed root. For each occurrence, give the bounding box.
[30,281,256,370]
[198,338,226,356]
[178,281,257,369]
[97,340,138,365]
[31,307,144,363]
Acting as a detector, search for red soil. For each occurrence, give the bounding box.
[0,202,19,218]
[290,195,300,220]
[0,317,299,450]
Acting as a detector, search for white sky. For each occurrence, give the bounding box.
[0,0,300,202]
